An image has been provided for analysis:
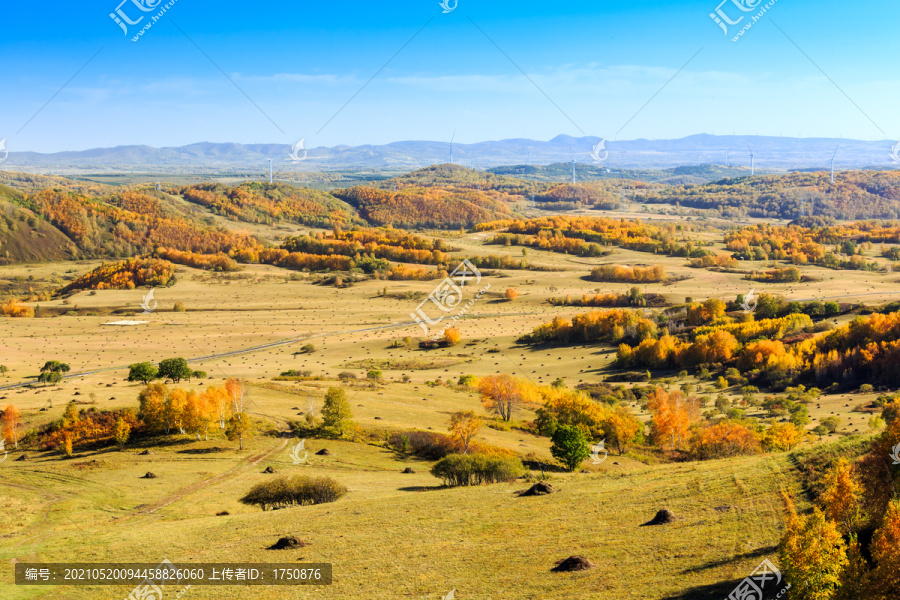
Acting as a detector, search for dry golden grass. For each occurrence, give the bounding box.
[1,221,894,598]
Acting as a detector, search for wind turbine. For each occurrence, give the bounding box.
[267,159,274,184]
[747,144,755,177]
[571,152,576,184]
[830,145,838,184]
[449,131,455,165]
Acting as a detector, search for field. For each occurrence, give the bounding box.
[2,172,899,600]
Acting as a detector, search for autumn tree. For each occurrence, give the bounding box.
[114,416,131,448]
[205,385,231,429]
[478,374,531,422]
[225,377,247,413]
[443,327,461,347]
[448,411,481,454]
[601,406,642,455]
[646,388,700,450]
[691,422,761,460]
[820,459,861,534]
[867,500,900,600]
[321,387,353,436]
[164,388,188,435]
[505,288,519,301]
[1,405,22,449]
[225,412,253,451]
[763,422,804,452]
[779,493,848,600]
[138,383,168,433]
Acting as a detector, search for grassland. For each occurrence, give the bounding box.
[1,177,898,599]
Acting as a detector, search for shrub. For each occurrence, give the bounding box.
[337,371,357,382]
[366,369,383,382]
[505,288,519,301]
[0,299,34,318]
[239,475,348,511]
[430,454,525,487]
[388,430,456,460]
[173,301,186,312]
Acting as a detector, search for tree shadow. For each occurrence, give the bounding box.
[679,545,777,574]
[176,447,228,455]
[660,578,742,600]
[397,485,442,492]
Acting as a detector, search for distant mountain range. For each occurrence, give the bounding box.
[3,134,899,173]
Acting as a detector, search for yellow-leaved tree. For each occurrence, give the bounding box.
[779,492,848,600]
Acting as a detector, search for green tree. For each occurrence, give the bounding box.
[366,369,383,382]
[191,370,207,380]
[321,387,353,436]
[157,358,192,383]
[127,362,159,385]
[41,361,70,374]
[0,365,8,376]
[550,425,591,472]
[38,360,69,385]
[225,412,253,450]
[821,416,842,433]
[38,371,62,385]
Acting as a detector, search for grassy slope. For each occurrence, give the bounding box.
[0,431,800,600]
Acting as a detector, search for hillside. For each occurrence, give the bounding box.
[0,186,76,264]
[639,170,900,220]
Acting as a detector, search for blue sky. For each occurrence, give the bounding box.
[0,0,897,152]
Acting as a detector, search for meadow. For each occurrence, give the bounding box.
[2,167,899,599]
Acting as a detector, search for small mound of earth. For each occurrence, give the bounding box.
[141,472,158,479]
[15,455,26,461]
[402,467,416,474]
[216,511,230,516]
[714,506,733,512]
[139,450,151,456]
[642,509,677,526]
[551,556,595,572]
[519,482,556,496]
[316,449,331,456]
[268,536,308,550]
[263,466,276,474]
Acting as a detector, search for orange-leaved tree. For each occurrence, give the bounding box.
[646,388,700,450]
[478,374,534,422]
[1,405,22,449]
[449,411,482,454]
[779,492,848,600]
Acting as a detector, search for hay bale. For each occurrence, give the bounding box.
[642,509,677,526]
[268,536,308,550]
[141,472,158,479]
[315,449,331,456]
[519,482,556,496]
[551,556,595,572]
